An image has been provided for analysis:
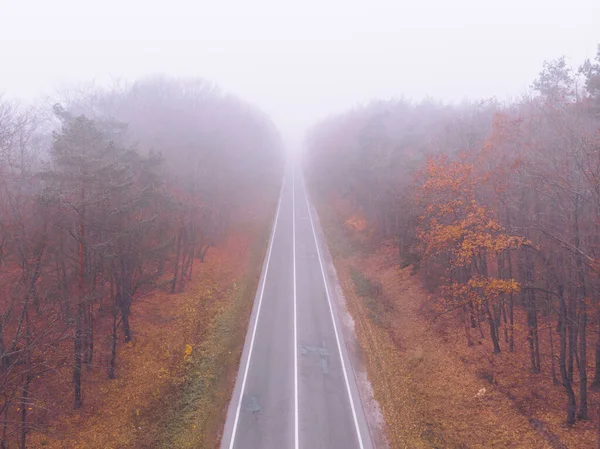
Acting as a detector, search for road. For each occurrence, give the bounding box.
[220,164,374,449]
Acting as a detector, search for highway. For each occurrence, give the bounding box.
[220,163,374,449]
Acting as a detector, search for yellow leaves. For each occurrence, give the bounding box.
[416,154,526,311]
[420,200,526,267]
[418,156,529,265]
[420,156,477,197]
[467,275,520,297]
[184,344,193,361]
[345,214,368,232]
[443,275,520,306]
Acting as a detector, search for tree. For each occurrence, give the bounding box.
[304,50,600,430]
[532,56,576,102]
[580,45,600,112]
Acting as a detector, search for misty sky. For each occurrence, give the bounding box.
[1,0,599,145]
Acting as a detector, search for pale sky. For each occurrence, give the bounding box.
[1,0,599,145]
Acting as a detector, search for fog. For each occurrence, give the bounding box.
[2,0,599,147]
[3,2,600,447]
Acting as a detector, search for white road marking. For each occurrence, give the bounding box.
[227,172,286,449]
[301,172,366,449]
[292,164,300,449]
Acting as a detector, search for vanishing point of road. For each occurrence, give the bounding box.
[220,163,375,449]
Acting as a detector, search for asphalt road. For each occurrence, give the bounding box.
[220,164,374,449]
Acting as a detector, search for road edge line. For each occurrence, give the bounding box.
[225,169,286,449]
[302,172,366,449]
[293,164,299,449]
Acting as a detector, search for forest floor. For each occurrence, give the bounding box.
[27,206,274,448]
[318,202,598,449]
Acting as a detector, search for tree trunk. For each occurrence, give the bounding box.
[597,400,600,449]
[116,266,133,343]
[121,300,132,343]
[484,299,501,353]
[74,186,85,409]
[84,303,94,367]
[496,252,506,344]
[178,250,187,292]
[109,306,118,379]
[534,310,541,372]
[558,283,577,425]
[550,324,559,385]
[579,294,589,419]
[568,297,576,383]
[20,376,31,449]
[187,250,195,279]
[574,196,589,420]
[199,241,210,262]
[462,305,473,346]
[469,301,477,330]
[73,302,84,409]
[0,326,6,371]
[477,309,485,339]
[509,291,515,351]
[524,251,540,372]
[505,212,515,352]
[501,298,509,343]
[183,243,195,279]
[480,251,501,353]
[591,309,600,390]
[171,228,182,294]
[1,399,9,449]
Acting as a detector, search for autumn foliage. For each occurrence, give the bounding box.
[416,155,524,353]
[0,78,283,448]
[305,47,600,438]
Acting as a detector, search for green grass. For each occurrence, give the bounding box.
[349,266,382,298]
[155,223,271,449]
[349,266,386,327]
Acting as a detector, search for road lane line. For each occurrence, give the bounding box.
[292,165,299,449]
[227,171,286,449]
[302,173,366,449]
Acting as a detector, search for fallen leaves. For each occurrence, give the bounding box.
[320,201,596,448]
[26,222,271,449]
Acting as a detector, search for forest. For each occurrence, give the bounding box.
[0,77,283,448]
[304,47,600,433]
[3,40,600,449]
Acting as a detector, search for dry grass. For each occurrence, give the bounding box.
[319,203,598,449]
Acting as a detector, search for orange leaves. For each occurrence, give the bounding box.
[418,160,525,267]
[418,155,477,207]
[345,214,368,232]
[422,209,524,266]
[467,275,520,297]
[451,210,525,266]
[417,153,525,307]
[442,275,520,307]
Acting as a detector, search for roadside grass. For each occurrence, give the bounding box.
[349,266,386,328]
[157,223,270,448]
[316,198,596,448]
